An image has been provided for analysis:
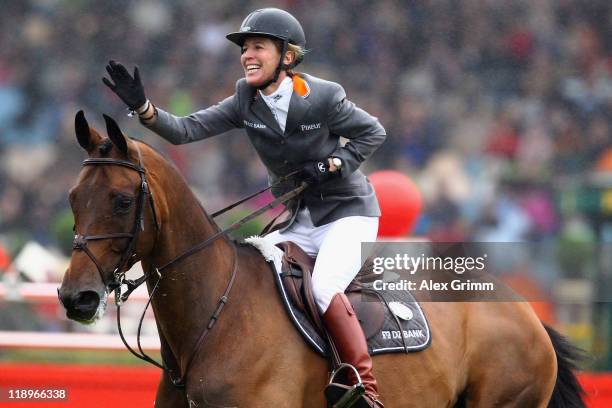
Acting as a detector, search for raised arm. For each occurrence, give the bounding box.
[103,60,242,145]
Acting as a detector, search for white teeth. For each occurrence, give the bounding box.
[246,64,260,72]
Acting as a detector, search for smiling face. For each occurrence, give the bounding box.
[241,37,281,88]
[240,36,294,93]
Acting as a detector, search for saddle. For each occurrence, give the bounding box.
[276,241,385,340]
[274,241,431,356]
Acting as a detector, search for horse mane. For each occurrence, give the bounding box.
[129,137,221,233]
[129,137,172,164]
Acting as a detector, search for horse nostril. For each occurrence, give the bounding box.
[74,290,101,312]
[58,288,72,309]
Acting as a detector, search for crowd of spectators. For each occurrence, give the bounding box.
[0,0,610,281]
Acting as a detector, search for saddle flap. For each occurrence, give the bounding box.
[276,242,325,334]
[347,291,385,340]
[276,241,315,313]
[277,241,315,273]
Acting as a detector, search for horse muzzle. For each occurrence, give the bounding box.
[57,288,104,323]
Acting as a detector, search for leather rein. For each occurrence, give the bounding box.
[71,142,307,387]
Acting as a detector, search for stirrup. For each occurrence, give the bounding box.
[325,364,365,408]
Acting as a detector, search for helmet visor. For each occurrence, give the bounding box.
[226,31,288,47]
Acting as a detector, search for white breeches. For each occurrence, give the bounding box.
[264,208,379,313]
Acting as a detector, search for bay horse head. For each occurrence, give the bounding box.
[58,111,159,323]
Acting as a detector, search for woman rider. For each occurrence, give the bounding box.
[103,8,386,407]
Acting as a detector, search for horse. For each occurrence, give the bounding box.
[58,111,585,407]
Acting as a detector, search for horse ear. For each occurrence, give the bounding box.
[103,114,128,156]
[75,110,92,150]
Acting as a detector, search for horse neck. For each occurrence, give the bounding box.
[138,151,317,386]
[142,149,235,359]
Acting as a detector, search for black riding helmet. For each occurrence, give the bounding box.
[226,8,306,89]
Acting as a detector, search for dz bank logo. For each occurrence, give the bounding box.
[317,162,327,173]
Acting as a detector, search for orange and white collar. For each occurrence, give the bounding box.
[290,73,310,98]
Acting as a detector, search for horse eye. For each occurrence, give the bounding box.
[113,196,134,214]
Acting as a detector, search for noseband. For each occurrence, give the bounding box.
[72,143,159,300]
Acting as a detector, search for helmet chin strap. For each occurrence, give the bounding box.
[257,40,289,91]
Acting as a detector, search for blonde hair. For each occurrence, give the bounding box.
[272,40,307,69]
[287,43,307,65]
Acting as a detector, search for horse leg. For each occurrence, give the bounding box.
[155,372,188,408]
[464,303,557,408]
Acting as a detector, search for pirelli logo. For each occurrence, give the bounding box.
[301,123,321,131]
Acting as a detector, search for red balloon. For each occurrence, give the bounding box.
[369,170,422,237]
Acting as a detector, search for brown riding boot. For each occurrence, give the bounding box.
[323,293,383,408]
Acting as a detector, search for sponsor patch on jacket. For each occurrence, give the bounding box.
[301,123,321,131]
[244,120,266,129]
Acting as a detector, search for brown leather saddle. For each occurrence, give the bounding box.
[276,241,385,340]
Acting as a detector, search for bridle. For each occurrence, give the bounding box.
[69,141,235,387]
[68,140,307,387]
[71,145,159,299]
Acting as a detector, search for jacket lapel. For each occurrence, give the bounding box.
[284,75,311,136]
[250,95,284,137]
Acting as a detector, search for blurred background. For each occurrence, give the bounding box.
[0,0,611,405]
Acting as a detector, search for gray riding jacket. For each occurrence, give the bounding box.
[145,73,386,227]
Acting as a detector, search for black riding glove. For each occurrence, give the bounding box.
[102,60,147,110]
[298,159,338,184]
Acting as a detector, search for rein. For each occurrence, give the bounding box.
[155,180,307,273]
[210,169,300,218]
[72,143,307,387]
